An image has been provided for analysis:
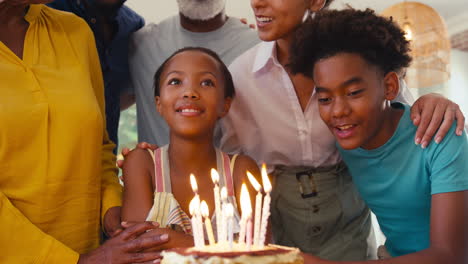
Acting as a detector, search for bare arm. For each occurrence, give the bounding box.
[121,149,195,251]
[136,228,194,252]
[305,191,468,264]
[121,148,155,221]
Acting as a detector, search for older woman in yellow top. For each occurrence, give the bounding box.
[0,1,169,263]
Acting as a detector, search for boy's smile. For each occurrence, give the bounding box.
[334,124,357,140]
[314,53,402,150]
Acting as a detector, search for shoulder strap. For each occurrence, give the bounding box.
[230,154,239,176]
[221,151,235,197]
[154,148,165,193]
[153,145,182,193]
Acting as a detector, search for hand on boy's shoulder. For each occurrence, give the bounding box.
[426,121,467,153]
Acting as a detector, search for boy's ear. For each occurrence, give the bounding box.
[309,0,327,13]
[383,72,400,101]
[155,96,162,114]
[219,97,232,118]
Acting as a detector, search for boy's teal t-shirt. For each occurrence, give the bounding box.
[338,103,468,257]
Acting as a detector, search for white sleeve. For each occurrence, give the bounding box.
[218,115,243,155]
[394,78,415,104]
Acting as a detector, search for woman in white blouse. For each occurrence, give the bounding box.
[220,0,466,261]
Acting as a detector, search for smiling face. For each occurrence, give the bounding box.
[314,53,400,150]
[156,50,231,139]
[250,0,324,42]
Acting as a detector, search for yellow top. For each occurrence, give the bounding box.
[0,5,122,263]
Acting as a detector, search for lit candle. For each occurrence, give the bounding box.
[219,187,228,243]
[247,171,263,247]
[190,174,204,247]
[238,217,246,245]
[238,183,252,245]
[246,216,253,251]
[259,164,272,246]
[190,173,199,195]
[211,169,222,242]
[201,201,216,245]
[225,203,234,250]
[189,196,202,248]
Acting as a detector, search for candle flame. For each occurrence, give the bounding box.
[189,196,200,216]
[225,203,234,217]
[240,183,252,217]
[211,169,219,184]
[261,163,272,193]
[221,186,228,201]
[200,200,209,218]
[190,174,198,193]
[246,171,262,192]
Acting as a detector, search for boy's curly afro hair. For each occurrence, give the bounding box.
[290,8,412,78]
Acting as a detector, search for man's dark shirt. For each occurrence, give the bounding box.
[48,0,144,152]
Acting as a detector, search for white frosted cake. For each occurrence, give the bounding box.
[161,243,303,264]
[163,165,302,263]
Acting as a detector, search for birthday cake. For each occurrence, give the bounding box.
[166,166,304,263]
[161,243,303,264]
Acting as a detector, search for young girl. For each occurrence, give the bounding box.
[121,47,260,250]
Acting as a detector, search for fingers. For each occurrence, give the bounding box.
[413,100,435,146]
[122,147,130,156]
[140,259,162,264]
[240,18,247,24]
[120,221,160,241]
[117,159,124,169]
[455,106,465,136]
[123,252,163,264]
[434,105,457,144]
[137,142,149,149]
[110,228,124,238]
[148,144,158,150]
[117,148,130,168]
[410,100,422,127]
[136,142,159,150]
[124,233,170,253]
[121,221,158,229]
[419,101,447,148]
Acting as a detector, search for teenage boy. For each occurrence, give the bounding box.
[290,8,468,264]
